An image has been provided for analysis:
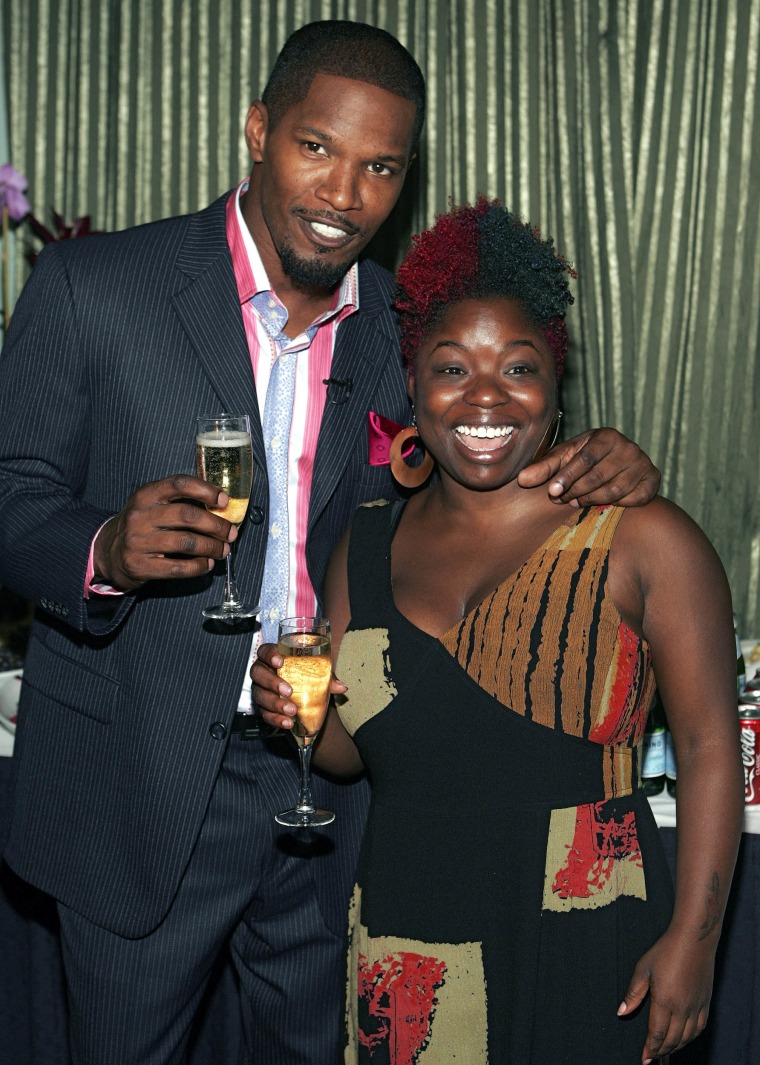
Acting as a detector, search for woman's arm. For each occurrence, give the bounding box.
[610,498,744,1064]
[251,526,365,777]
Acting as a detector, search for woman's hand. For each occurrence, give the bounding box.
[251,643,347,731]
[618,928,715,1063]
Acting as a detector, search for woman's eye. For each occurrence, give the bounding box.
[368,162,392,176]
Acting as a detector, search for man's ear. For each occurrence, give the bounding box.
[244,100,268,164]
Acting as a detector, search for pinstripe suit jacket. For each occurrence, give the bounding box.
[0,193,410,937]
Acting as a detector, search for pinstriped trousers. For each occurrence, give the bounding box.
[56,733,360,1065]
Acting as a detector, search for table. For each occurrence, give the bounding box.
[2,678,760,1064]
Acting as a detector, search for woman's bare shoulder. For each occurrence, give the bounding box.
[612,495,728,597]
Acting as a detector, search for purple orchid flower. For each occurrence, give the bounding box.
[0,164,30,222]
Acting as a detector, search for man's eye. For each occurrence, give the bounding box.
[304,142,327,155]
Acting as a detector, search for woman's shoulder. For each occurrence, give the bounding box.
[614,495,708,543]
[612,495,726,580]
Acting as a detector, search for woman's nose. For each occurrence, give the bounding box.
[465,373,510,407]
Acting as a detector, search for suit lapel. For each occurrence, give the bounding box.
[170,195,266,473]
[170,210,401,531]
[308,263,401,527]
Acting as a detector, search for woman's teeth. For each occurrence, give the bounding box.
[455,425,514,439]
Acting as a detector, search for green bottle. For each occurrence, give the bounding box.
[734,614,746,696]
[641,692,666,796]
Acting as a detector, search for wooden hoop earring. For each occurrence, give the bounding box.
[389,426,435,489]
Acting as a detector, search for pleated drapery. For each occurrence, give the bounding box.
[2,0,759,633]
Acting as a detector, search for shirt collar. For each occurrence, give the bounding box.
[226,180,359,321]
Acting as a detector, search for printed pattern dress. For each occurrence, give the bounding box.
[336,500,674,1065]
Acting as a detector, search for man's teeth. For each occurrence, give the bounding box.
[310,221,346,239]
[456,425,514,439]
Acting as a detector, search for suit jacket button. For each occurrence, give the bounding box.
[209,722,227,740]
[248,506,265,525]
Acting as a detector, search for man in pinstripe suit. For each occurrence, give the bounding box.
[0,20,660,1065]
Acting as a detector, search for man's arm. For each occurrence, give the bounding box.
[518,427,660,506]
[0,245,236,633]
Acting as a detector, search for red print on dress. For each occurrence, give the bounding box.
[552,800,642,899]
[357,951,447,1063]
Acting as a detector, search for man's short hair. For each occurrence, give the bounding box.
[261,20,425,155]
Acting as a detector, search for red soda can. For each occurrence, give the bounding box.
[738,697,760,805]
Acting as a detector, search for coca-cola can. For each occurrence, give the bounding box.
[738,700,760,805]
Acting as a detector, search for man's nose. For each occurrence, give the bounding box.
[315,162,362,212]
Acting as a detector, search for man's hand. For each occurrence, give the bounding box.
[251,643,347,730]
[518,428,661,507]
[93,475,237,591]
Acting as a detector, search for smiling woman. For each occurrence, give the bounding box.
[268,200,745,1064]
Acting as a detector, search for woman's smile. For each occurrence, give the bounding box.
[454,424,515,452]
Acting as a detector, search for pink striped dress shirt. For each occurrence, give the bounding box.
[227,183,358,710]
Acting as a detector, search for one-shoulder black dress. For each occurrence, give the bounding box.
[336,500,674,1065]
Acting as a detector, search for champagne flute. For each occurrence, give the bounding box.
[196,414,259,621]
[274,617,335,828]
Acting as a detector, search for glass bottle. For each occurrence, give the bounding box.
[734,613,746,696]
[641,692,666,796]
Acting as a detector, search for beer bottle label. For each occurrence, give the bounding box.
[642,730,666,778]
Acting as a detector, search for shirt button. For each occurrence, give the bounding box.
[248,506,265,524]
[209,722,227,741]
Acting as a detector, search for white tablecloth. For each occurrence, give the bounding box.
[0,670,19,758]
[646,791,760,834]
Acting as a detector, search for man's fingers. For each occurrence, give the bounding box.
[568,473,661,508]
[518,429,661,507]
[517,433,592,489]
[94,475,241,589]
[140,473,227,508]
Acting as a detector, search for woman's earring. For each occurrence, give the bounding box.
[548,410,563,450]
[389,423,435,489]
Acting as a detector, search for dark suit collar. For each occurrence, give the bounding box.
[308,261,402,528]
[174,193,234,279]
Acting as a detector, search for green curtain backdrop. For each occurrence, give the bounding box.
[3,0,759,635]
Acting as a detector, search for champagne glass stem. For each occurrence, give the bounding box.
[295,743,317,814]
[224,545,236,604]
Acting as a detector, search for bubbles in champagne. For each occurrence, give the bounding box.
[277,633,332,745]
[196,431,253,524]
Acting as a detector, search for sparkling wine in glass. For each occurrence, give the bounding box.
[274,617,335,828]
[196,414,259,621]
